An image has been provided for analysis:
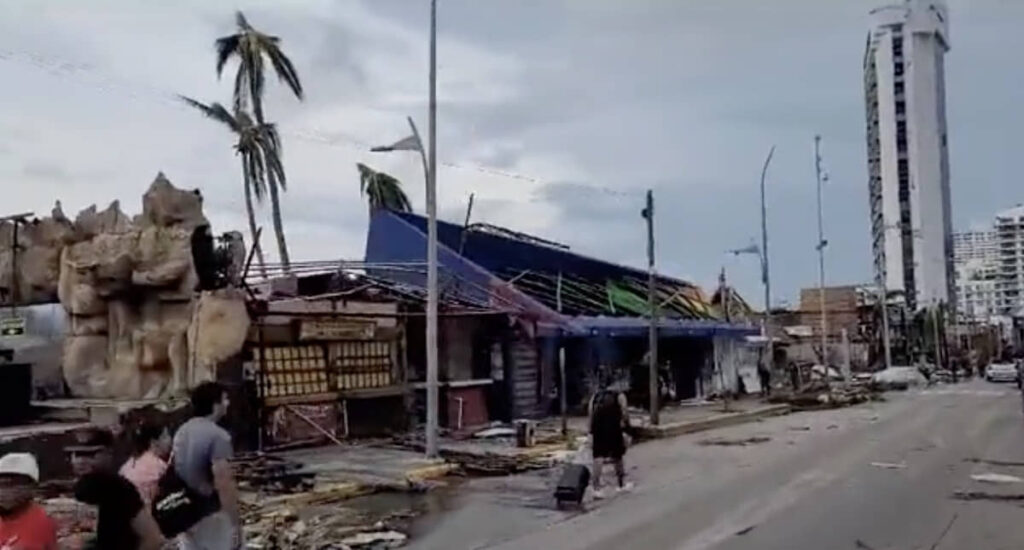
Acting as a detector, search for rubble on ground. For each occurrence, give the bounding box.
[768,380,882,409]
[233,453,315,494]
[233,446,464,548]
[243,501,415,549]
[870,366,928,390]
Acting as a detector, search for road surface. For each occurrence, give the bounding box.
[408,380,1024,550]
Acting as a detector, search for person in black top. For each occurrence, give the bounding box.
[68,428,168,550]
[588,372,633,498]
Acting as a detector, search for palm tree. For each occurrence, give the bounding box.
[181,96,287,279]
[215,11,303,270]
[357,163,413,214]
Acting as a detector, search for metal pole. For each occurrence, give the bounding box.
[814,135,828,382]
[932,301,943,371]
[760,146,775,376]
[458,193,475,256]
[424,0,439,458]
[556,271,567,437]
[645,189,659,425]
[880,279,893,370]
[10,220,19,315]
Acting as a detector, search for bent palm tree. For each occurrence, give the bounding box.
[181,96,287,279]
[216,11,303,270]
[357,163,412,214]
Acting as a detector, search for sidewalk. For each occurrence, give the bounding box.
[551,397,791,440]
[249,397,790,505]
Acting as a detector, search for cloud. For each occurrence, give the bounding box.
[0,0,1018,308]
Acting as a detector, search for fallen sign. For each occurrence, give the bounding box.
[0,317,25,337]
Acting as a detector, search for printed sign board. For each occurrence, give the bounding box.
[299,319,376,341]
[0,317,25,337]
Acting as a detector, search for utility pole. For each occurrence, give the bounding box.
[1,213,32,317]
[760,146,775,376]
[424,0,439,458]
[644,189,659,425]
[880,278,893,370]
[814,135,829,380]
[556,271,568,437]
[932,300,943,372]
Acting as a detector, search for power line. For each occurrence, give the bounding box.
[0,47,643,201]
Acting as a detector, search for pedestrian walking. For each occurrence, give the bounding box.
[120,420,171,506]
[172,382,241,550]
[588,375,633,499]
[0,453,57,550]
[758,360,772,397]
[69,429,167,550]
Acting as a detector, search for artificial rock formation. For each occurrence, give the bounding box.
[1,173,249,399]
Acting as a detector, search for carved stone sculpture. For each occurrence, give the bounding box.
[0,173,249,399]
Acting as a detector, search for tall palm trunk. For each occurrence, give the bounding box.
[253,104,290,272]
[242,160,267,279]
[267,168,291,271]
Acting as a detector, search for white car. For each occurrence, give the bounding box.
[985,362,1018,383]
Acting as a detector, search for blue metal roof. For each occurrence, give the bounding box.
[364,209,755,338]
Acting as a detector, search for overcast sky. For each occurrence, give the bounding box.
[1,0,1021,307]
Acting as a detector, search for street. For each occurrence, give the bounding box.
[408,381,1024,550]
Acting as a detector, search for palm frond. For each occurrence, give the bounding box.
[215,34,240,77]
[264,43,304,100]
[356,163,411,212]
[357,163,373,195]
[235,11,251,30]
[179,96,239,132]
[245,39,266,120]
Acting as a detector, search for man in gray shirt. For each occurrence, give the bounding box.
[174,381,240,550]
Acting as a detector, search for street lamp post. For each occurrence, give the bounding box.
[370,0,440,458]
[759,146,775,375]
[729,243,770,375]
[814,135,829,381]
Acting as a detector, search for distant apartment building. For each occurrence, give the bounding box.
[953,230,996,262]
[994,206,1024,315]
[952,230,998,321]
[864,0,953,311]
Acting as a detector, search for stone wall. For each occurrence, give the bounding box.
[0,173,249,399]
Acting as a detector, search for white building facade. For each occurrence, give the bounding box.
[864,0,953,311]
[994,206,1024,315]
[952,231,998,321]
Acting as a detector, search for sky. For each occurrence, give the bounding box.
[1,0,1022,308]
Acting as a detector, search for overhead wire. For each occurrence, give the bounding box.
[0,47,643,202]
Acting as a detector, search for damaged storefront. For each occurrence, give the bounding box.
[366,210,759,417]
[244,267,542,448]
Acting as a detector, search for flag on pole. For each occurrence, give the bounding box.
[371,134,422,153]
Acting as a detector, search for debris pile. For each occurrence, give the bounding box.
[438,448,553,475]
[243,503,412,549]
[768,381,881,410]
[233,453,313,494]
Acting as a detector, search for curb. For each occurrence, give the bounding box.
[636,404,792,439]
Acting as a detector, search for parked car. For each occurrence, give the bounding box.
[985,362,1018,383]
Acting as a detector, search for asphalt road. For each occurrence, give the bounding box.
[407,380,1024,550]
